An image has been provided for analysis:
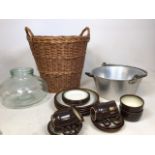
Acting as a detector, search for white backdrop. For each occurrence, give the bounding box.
[0,19,155,83]
[0,20,155,134]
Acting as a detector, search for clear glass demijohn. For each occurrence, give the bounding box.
[0,67,48,108]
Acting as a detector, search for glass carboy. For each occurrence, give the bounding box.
[0,67,48,108]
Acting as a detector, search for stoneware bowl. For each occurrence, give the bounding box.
[120,94,144,121]
[120,108,143,122]
[62,89,90,106]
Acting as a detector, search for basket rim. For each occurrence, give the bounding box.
[25,26,90,39]
[31,35,90,40]
[32,35,89,38]
[28,36,90,43]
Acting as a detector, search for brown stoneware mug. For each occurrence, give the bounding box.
[90,101,119,122]
[51,107,84,133]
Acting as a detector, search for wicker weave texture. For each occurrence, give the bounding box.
[25,27,90,92]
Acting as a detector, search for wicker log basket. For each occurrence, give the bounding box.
[25,27,90,92]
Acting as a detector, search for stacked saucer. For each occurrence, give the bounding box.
[54,88,99,116]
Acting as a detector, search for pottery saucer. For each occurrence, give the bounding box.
[54,88,99,116]
[91,116,124,132]
[47,121,61,135]
[47,121,82,135]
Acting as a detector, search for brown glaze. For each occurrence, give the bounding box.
[120,94,144,113]
[90,101,124,132]
[120,94,144,121]
[54,89,100,116]
[90,101,119,121]
[47,121,82,135]
[120,106,143,122]
[51,107,83,129]
[91,116,124,132]
[48,107,84,135]
[47,121,61,135]
[61,122,82,135]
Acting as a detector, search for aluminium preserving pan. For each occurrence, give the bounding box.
[86,62,147,100]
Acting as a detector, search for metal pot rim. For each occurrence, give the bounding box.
[91,64,148,81]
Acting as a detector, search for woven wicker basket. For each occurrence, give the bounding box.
[25,27,90,92]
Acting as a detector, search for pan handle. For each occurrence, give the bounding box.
[129,73,147,84]
[85,72,94,78]
[102,62,107,66]
[102,62,115,66]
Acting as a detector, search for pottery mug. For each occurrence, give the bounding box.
[90,101,119,121]
[51,107,83,131]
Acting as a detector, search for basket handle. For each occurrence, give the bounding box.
[25,27,34,40]
[80,27,90,38]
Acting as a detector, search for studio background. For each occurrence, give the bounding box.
[0,19,155,134]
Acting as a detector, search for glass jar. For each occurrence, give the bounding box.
[0,67,48,108]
